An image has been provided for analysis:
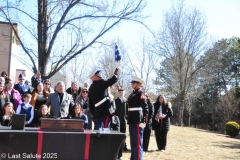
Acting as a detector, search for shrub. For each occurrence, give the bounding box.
[225,121,240,137]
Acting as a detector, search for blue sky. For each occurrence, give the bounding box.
[9,0,240,84]
[108,0,240,43]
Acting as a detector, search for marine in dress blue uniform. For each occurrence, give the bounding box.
[88,67,120,130]
[127,76,148,160]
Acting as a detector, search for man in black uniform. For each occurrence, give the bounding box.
[127,76,148,160]
[88,67,120,130]
[115,87,129,160]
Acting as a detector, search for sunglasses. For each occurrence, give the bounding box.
[82,91,88,93]
[20,79,24,80]
[44,83,50,85]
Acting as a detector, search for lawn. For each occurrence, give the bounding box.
[121,125,240,160]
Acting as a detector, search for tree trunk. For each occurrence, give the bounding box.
[38,0,49,76]
[178,95,184,126]
[211,85,215,131]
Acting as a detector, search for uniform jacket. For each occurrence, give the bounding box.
[114,97,127,123]
[145,100,154,130]
[88,75,118,119]
[127,89,149,125]
[46,92,74,118]
[4,88,22,111]
[152,102,173,131]
[13,83,31,98]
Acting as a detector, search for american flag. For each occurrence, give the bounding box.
[115,44,122,68]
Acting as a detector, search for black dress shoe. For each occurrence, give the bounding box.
[123,147,130,151]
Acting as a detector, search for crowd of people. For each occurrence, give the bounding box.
[0,69,173,160]
[0,71,89,129]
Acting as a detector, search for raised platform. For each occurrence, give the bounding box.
[0,127,125,160]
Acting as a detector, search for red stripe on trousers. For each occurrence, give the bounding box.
[36,128,43,160]
[137,125,140,160]
[104,116,109,128]
[84,131,91,160]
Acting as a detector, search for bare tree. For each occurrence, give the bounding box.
[0,0,149,78]
[153,0,208,126]
[126,35,159,93]
[98,40,133,96]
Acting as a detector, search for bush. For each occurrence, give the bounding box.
[225,121,240,137]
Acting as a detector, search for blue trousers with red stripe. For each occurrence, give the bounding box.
[129,125,144,160]
[93,116,111,130]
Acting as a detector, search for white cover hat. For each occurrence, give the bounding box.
[89,67,101,79]
[131,75,144,84]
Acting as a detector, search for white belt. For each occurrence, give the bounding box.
[128,107,142,111]
[95,97,109,107]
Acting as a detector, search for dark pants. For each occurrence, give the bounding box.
[93,116,111,130]
[86,112,93,130]
[129,125,143,160]
[154,129,168,150]
[118,123,126,158]
[143,127,151,151]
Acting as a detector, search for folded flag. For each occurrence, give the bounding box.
[115,44,122,68]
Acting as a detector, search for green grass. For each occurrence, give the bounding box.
[121,125,240,160]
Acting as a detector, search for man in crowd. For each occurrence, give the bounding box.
[46,81,74,118]
[14,74,31,100]
[88,67,120,130]
[32,71,44,88]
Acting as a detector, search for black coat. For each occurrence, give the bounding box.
[32,78,44,89]
[0,113,13,126]
[114,97,127,123]
[145,100,154,130]
[127,89,148,125]
[0,95,9,114]
[152,102,173,131]
[66,87,81,101]
[88,75,118,119]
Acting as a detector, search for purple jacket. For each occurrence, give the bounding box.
[4,88,22,111]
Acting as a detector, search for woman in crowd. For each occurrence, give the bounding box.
[0,102,15,126]
[0,81,9,114]
[30,82,49,111]
[4,79,22,111]
[75,88,92,130]
[30,82,49,126]
[152,94,173,152]
[143,93,154,152]
[71,103,88,129]
[66,82,81,102]
[1,71,8,81]
[36,104,53,126]
[43,79,54,93]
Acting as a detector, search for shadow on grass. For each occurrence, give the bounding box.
[180,126,240,140]
[212,141,240,150]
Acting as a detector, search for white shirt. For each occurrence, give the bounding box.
[158,105,162,114]
[16,102,34,124]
